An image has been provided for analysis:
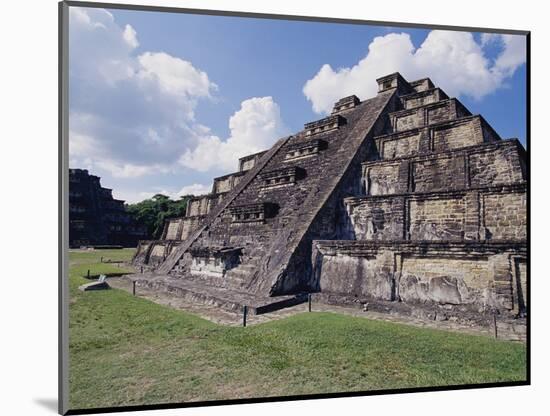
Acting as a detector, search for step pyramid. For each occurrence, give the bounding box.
[133,72,527,319]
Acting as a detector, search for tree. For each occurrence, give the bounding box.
[126,194,192,239]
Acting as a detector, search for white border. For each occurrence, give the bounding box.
[2,0,548,415]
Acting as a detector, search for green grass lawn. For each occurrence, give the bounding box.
[68,249,527,410]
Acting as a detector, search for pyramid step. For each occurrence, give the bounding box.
[387,98,471,133]
[400,87,448,110]
[372,115,500,160]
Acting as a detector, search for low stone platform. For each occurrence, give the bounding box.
[78,281,110,291]
[122,273,307,315]
[313,292,527,342]
[108,275,524,340]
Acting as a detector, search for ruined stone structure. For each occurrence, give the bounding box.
[133,73,527,326]
[69,168,148,247]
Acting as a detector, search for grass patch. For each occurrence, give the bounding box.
[69,249,526,410]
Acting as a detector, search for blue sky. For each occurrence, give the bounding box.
[68,6,527,203]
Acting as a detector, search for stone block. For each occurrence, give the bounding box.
[79,281,110,291]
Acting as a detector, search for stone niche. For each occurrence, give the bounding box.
[148,242,171,265]
[431,116,500,152]
[315,248,395,300]
[164,220,179,240]
[259,166,306,190]
[228,202,278,224]
[189,246,242,278]
[133,241,151,264]
[376,72,413,95]
[408,196,465,241]
[238,150,267,172]
[332,95,360,114]
[304,114,345,136]
[481,191,527,240]
[363,162,403,196]
[345,196,404,241]
[162,215,206,241]
[400,88,449,110]
[186,193,225,217]
[284,138,328,162]
[376,131,423,159]
[212,171,246,194]
[409,78,435,93]
[399,255,490,305]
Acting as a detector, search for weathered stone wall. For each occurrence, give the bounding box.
[409,196,465,240]
[406,255,490,305]
[409,78,434,93]
[69,168,148,247]
[316,250,394,300]
[212,171,246,194]
[412,156,465,193]
[390,98,470,133]
[313,240,526,313]
[482,191,527,240]
[180,216,205,241]
[212,176,233,194]
[186,196,210,216]
[186,193,225,217]
[469,143,526,187]
[364,162,403,195]
[512,257,528,314]
[378,131,423,159]
[432,116,500,151]
[393,110,423,132]
[165,219,180,240]
[272,93,402,295]
[133,241,151,264]
[401,88,448,110]
[428,99,470,124]
[374,116,500,161]
[345,184,526,242]
[238,151,267,172]
[376,73,415,95]
[160,215,206,241]
[240,159,256,171]
[134,240,182,267]
[363,140,525,196]
[150,244,166,257]
[344,196,404,240]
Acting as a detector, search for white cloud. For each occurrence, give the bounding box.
[176,183,212,196]
[69,131,97,158]
[123,24,139,49]
[94,160,170,178]
[303,30,526,114]
[494,35,527,78]
[179,96,288,172]
[137,52,217,98]
[69,6,286,186]
[68,7,218,178]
